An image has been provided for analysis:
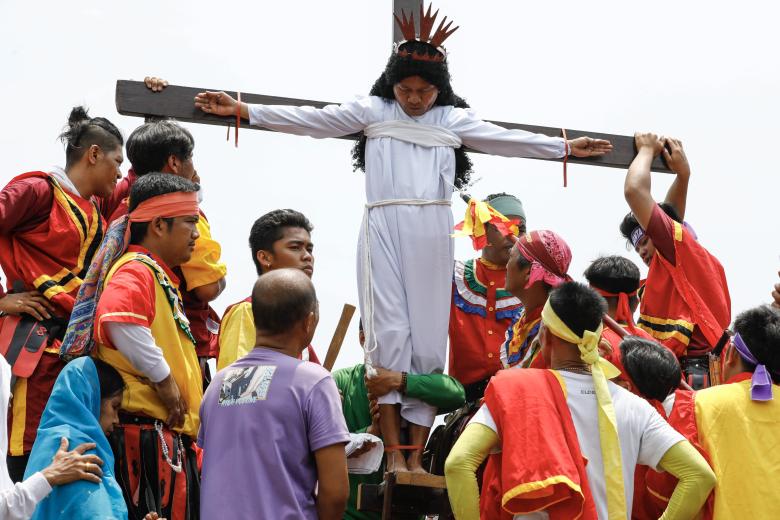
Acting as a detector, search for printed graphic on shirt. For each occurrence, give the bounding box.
[219,365,276,406]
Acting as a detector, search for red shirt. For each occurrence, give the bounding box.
[640,206,731,356]
[449,258,523,386]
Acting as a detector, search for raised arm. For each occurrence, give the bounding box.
[194,91,376,139]
[446,107,612,159]
[661,137,691,221]
[625,132,665,229]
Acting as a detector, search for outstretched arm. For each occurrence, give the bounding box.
[625,132,665,229]
[661,137,691,221]
[194,91,376,139]
[446,108,612,159]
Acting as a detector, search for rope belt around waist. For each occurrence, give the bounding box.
[361,198,451,377]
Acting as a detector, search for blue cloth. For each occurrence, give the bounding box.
[24,357,127,520]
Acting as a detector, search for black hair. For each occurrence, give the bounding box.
[249,209,314,275]
[515,249,532,271]
[584,256,641,309]
[351,40,473,189]
[733,305,780,380]
[620,337,680,401]
[548,282,607,337]
[126,120,194,176]
[92,358,125,400]
[59,106,124,169]
[251,269,318,335]
[127,173,200,244]
[619,202,682,243]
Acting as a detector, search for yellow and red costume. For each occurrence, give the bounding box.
[638,207,730,356]
[0,171,104,458]
[107,182,226,362]
[481,369,597,519]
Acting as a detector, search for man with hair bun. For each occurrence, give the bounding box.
[0,106,123,481]
[194,2,611,472]
[694,305,780,518]
[199,269,349,520]
[446,282,715,519]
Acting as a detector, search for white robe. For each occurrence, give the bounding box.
[248,96,564,426]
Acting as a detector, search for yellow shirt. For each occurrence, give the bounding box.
[179,215,227,290]
[695,379,780,519]
[95,252,203,437]
[216,300,255,371]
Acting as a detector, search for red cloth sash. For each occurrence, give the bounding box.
[0,172,104,316]
[481,369,597,519]
[639,223,730,356]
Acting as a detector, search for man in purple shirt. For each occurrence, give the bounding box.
[199,269,350,519]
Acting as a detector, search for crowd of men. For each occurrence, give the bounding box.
[1,5,780,520]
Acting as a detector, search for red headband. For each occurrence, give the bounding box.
[593,287,641,336]
[124,191,199,244]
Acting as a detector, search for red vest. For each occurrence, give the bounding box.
[0,172,104,316]
[481,369,597,519]
[639,222,730,356]
[635,390,713,520]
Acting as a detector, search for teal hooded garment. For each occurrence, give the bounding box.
[23,357,127,519]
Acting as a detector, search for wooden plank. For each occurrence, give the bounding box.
[392,469,448,488]
[115,79,672,173]
[323,303,356,371]
[359,483,452,516]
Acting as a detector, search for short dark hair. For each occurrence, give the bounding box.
[548,282,607,337]
[127,173,199,244]
[249,209,313,275]
[620,337,680,401]
[619,203,682,243]
[59,106,124,169]
[92,357,125,400]
[584,256,641,308]
[126,120,195,176]
[251,269,318,335]
[733,305,780,378]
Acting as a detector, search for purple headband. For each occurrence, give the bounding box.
[630,227,645,248]
[733,333,773,401]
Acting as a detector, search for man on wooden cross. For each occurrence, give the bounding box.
[194,3,611,473]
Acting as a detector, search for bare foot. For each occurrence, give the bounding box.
[406,451,429,474]
[386,450,408,473]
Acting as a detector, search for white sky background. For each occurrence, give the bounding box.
[1,1,778,371]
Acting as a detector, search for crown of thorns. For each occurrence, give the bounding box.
[393,3,459,62]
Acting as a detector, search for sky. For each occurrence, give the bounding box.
[1,0,778,371]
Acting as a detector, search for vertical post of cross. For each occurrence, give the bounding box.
[392,0,424,44]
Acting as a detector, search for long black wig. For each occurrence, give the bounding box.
[351,41,473,189]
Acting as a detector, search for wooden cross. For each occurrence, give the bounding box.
[114,0,670,173]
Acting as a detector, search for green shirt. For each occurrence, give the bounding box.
[332,364,466,520]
